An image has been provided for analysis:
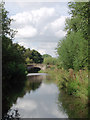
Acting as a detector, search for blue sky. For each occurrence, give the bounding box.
[5,1,70,57]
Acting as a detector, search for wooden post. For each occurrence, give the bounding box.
[69,68,74,79]
[79,70,83,82]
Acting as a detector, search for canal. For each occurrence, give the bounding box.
[7,73,68,118]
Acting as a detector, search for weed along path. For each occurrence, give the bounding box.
[7,73,68,118]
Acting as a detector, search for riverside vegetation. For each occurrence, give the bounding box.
[39,66,88,118]
[40,66,88,102]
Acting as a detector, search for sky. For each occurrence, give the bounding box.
[5,0,71,57]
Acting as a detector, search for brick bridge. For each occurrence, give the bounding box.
[27,64,46,71]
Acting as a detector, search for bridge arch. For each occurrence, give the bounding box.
[27,66,41,73]
[27,64,46,73]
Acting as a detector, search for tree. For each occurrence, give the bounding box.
[1,2,26,79]
[57,2,88,70]
[65,2,89,39]
[43,56,58,65]
[30,50,43,63]
[24,49,43,64]
[42,54,52,58]
[57,31,88,70]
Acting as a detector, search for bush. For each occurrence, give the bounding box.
[67,80,78,95]
[57,31,88,70]
[43,57,58,65]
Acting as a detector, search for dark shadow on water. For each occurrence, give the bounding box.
[57,90,88,118]
[2,74,43,119]
[27,67,41,73]
[25,75,42,93]
[2,77,26,118]
[2,109,21,120]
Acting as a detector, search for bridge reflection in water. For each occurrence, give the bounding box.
[27,73,47,82]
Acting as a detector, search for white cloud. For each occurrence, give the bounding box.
[50,16,67,31]
[16,26,37,38]
[44,16,67,32]
[12,99,37,111]
[11,7,55,27]
[39,16,68,38]
[39,83,58,94]
[51,109,68,118]
[31,7,55,19]
[55,30,66,38]
[10,3,70,57]
[12,14,68,40]
[18,42,30,48]
[11,12,33,25]
[38,49,46,55]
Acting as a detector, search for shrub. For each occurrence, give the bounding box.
[67,80,79,95]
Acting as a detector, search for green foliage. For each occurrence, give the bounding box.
[25,57,32,64]
[57,31,88,70]
[66,2,88,39]
[1,2,16,38]
[42,54,52,58]
[24,48,31,58]
[67,80,78,95]
[30,50,43,63]
[43,57,57,65]
[24,49,43,64]
[1,1,26,95]
[57,2,88,70]
[57,68,88,98]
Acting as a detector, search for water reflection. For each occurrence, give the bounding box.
[2,109,20,120]
[25,77,42,92]
[3,72,88,119]
[2,75,26,118]
[58,90,88,118]
[8,73,68,118]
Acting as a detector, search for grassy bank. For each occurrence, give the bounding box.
[39,66,88,117]
[40,66,88,99]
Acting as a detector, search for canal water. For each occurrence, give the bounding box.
[7,73,68,118]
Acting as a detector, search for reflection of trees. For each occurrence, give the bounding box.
[2,109,21,120]
[57,90,88,118]
[2,75,43,119]
[2,76,27,118]
[26,82,42,92]
[44,75,56,84]
[25,76,42,92]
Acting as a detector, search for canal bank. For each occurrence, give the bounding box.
[39,67,88,118]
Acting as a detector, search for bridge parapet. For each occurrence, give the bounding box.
[27,64,46,70]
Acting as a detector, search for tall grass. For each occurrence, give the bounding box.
[40,66,88,100]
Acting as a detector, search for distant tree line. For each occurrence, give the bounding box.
[25,48,43,64]
[42,54,57,65]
